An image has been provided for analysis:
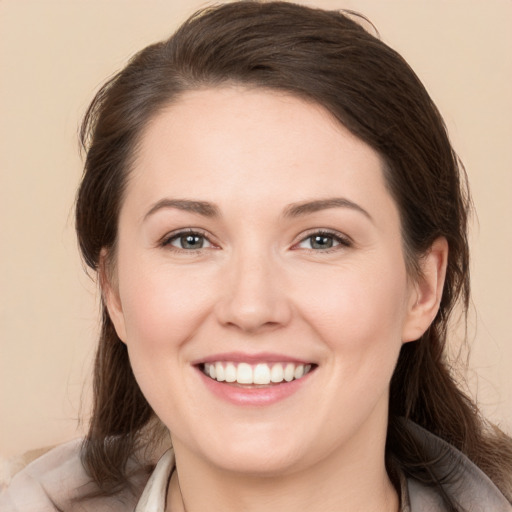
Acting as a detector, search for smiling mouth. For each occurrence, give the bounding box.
[200,361,316,386]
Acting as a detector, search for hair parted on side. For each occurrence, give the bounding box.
[75,0,512,505]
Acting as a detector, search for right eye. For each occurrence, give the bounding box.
[162,230,213,251]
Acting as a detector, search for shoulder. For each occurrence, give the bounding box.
[0,439,143,512]
[404,421,512,512]
[0,439,88,511]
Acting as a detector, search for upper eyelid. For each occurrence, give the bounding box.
[161,228,214,246]
[295,228,352,244]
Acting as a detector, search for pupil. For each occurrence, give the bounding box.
[182,234,203,249]
[311,235,332,249]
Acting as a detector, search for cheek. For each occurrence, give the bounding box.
[114,258,219,416]
[123,275,216,349]
[116,255,217,354]
[294,257,409,354]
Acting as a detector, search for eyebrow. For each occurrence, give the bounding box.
[283,197,373,221]
[143,199,220,221]
[143,196,372,222]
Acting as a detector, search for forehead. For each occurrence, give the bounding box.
[125,86,395,221]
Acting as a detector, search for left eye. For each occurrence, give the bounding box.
[296,232,350,250]
[164,232,212,250]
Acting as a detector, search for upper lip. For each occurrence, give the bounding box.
[191,352,315,365]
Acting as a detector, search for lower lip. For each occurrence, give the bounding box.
[197,367,313,406]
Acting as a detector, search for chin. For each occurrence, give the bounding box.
[176,422,314,476]
[207,445,306,477]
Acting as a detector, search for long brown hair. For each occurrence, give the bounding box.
[76,1,512,506]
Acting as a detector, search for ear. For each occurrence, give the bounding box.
[402,237,448,343]
[99,248,127,343]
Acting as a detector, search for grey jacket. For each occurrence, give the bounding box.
[1,422,511,511]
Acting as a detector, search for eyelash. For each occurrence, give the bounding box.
[293,230,352,253]
[160,229,352,253]
[161,228,215,253]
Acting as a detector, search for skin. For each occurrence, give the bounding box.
[103,87,447,512]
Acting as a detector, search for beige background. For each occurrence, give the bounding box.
[1,0,511,458]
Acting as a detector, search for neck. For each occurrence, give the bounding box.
[166,431,398,512]
[169,464,398,512]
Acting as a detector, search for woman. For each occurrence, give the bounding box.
[2,1,511,511]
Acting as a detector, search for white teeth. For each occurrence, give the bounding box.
[237,363,253,384]
[253,363,271,385]
[270,364,284,383]
[225,363,237,382]
[215,362,225,382]
[284,363,295,382]
[203,362,313,385]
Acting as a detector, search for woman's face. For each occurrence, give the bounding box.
[106,87,430,475]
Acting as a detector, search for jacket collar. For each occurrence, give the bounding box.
[135,449,174,511]
[404,421,512,511]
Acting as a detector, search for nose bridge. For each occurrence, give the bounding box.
[216,241,291,332]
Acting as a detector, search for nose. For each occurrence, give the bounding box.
[214,249,293,333]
